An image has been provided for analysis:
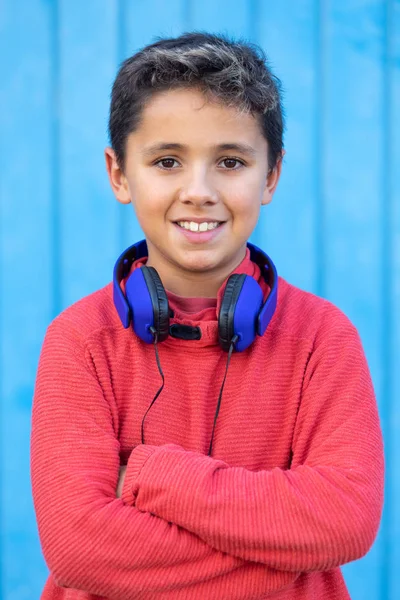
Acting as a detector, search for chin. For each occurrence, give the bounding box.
[177,254,221,273]
[180,261,216,273]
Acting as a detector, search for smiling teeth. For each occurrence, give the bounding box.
[178,221,220,232]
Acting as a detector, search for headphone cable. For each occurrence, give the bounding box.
[141,327,165,445]
[207,334,238,456]
[141,329,238,456]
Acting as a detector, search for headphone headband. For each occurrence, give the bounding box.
[113,239,278,337]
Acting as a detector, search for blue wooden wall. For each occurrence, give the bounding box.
[0,1,398,598]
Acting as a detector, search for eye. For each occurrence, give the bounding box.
[219,157,245,170]
[154,157,180,170]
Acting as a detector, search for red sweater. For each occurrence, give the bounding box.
[31,249,384,600]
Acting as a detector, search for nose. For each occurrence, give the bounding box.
[178,166,219,207]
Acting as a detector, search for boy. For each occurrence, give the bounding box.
[31,32,384,599]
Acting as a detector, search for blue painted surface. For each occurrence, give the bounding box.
[0,1,398,598]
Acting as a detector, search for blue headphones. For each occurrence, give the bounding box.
[113,239,278,352]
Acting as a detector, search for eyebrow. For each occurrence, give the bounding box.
[142,142,258,158]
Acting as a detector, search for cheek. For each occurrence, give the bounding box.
[228,192,261,218]
[127,171,168,212]
[227,171,265,207]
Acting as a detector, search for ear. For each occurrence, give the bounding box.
[104,147,131,205]
[261,150,285,206]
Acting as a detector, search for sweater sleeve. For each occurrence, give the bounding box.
[31,319,299,598]
[125,312,384,572]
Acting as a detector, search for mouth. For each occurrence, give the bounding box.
[172,220,226,243]
[173,220,225,232]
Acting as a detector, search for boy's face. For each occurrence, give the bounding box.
[106,88,282,292]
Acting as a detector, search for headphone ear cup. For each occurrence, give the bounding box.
[140,266,170,342]
[218,274,246,351]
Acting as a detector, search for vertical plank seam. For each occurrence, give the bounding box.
[184,0,192,32]
[249,0,260,44]
[51,0,61,319]
[315,0,327,299]
[381,0,394,596]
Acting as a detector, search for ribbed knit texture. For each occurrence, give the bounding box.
[31,250,384,600]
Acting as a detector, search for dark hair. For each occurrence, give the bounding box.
[108,31,284,172]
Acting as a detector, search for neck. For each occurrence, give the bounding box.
[162,271,226,298]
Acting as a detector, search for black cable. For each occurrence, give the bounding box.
[141,327,165,445]
[141,328,238,454]
[207,334,239,456]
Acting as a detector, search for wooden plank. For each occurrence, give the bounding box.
[58,0,120,310]
[323,2,386,598]
[0,1,53,597]
[254,0,319,294]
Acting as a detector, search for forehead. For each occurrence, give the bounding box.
[129,88,266,151]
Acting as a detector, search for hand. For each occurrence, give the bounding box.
[116,465,127,498]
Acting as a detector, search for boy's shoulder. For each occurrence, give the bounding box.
[48,282,118,341]
[273,276,358,345]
